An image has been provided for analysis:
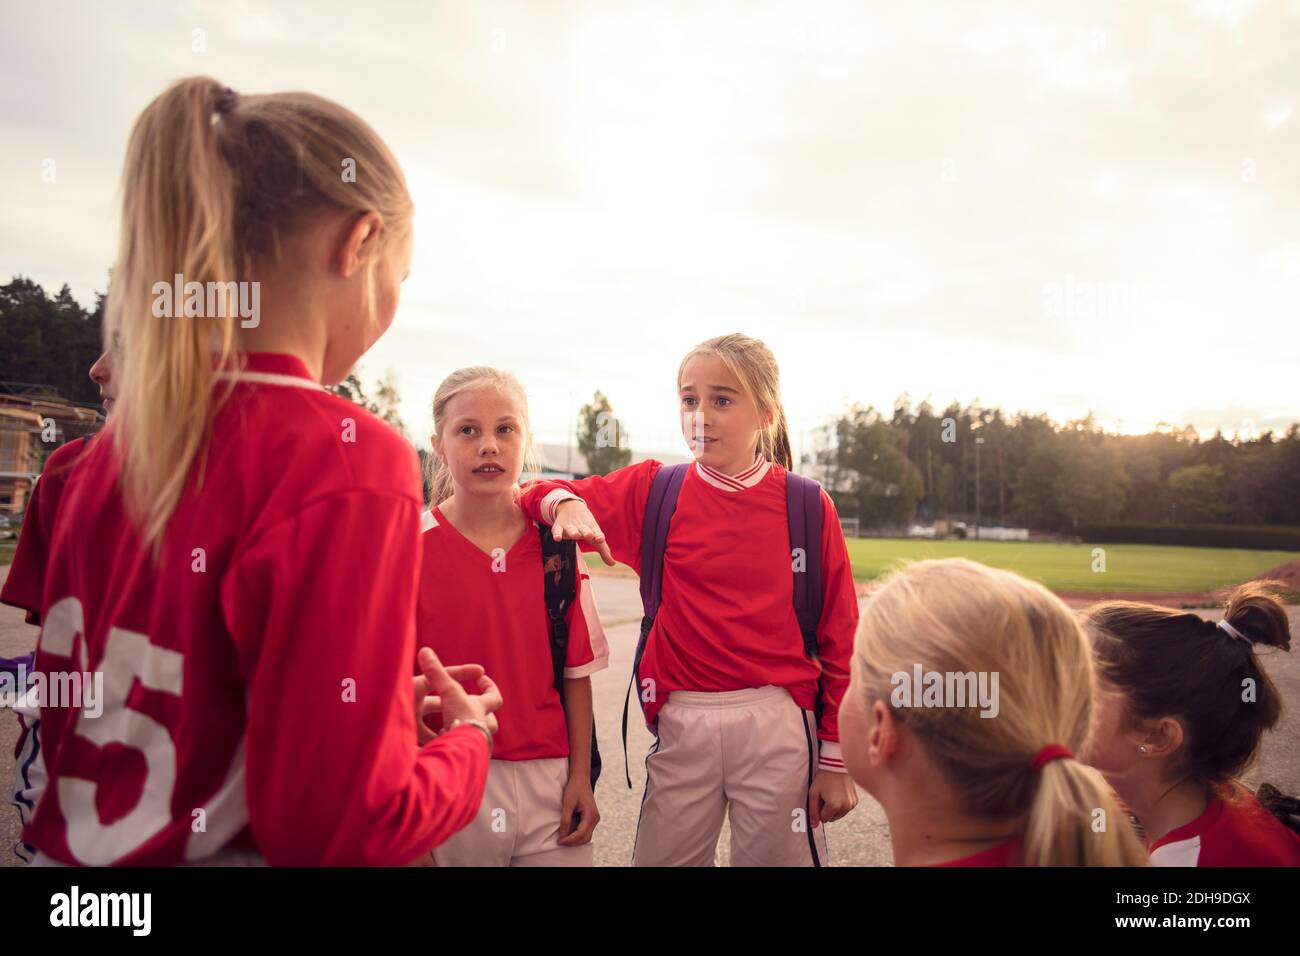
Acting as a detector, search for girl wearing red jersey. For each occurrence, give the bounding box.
[1085,583,1300,867]
[839,558,1149,866]
[419,367,608,866]
[26,76,499,866]
[2,344,117,627]
[517,334,859,866]
[3,347,116,861]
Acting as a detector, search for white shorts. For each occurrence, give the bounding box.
[433,757,593,867]
[632,685,829,867]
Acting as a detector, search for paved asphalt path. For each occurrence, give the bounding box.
[1,565,1296,867]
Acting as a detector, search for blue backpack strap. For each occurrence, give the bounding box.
[620,462,689,787]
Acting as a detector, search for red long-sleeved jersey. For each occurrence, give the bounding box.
[1,436,90,626]
[26,353,488,865]
[518,456,858,772]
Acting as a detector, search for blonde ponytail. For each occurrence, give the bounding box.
[854,558,1149,866]
[769,401,794,472]
[1025,759,1147,866]
[108,77,238,548]
[107,76,412,549]
[678,333,794,470]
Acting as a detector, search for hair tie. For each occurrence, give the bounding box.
[1217,618,1250,644]
[1030,744,1074,772]
[214,87,238,116]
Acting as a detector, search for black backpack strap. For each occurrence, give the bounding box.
[786,472,826,727]
[620,462,690,788]
[1257,782,1300,836]
[540,523,577,694]
[539,523,602,790]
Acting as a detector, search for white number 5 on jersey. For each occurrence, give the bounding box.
[41,595,183,865]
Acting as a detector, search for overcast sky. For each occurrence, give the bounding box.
[2,0,1297,458]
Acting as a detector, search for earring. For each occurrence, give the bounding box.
[1139,746,1148,754]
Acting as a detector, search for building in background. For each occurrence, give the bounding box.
[527,441,690,481]
[0,384,102,515]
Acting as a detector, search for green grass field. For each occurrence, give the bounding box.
[840,539,1297,593]
[587,539,1299,595]
[2,534,1291,597]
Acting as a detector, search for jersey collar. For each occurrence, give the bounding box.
[1146,786,1226,852]
[694,455,771,492]
[241,353,316,379]
[218,353,324,390]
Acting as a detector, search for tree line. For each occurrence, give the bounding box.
[809,398,1300,534]
[1,278,105,405]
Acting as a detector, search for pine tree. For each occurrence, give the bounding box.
[577,391,631,476]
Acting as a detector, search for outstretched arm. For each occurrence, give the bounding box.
[516,459,663,572]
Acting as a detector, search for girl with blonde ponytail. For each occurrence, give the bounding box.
[513,333,862,866]
[416,367,608,866]
[839,558,1149,866]
[27,76,499,866]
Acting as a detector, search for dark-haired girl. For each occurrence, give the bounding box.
[1084,583,1300,866]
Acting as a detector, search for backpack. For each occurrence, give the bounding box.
[539,525,603,791]
[3,653,39,862]
[1257,782,1300,836]
[618,462,826,787]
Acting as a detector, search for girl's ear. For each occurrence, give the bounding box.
[336,211,385,278]
[868,699,901,768]
[1132,716,1185,759]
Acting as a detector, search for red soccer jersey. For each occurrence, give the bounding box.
[416,505,608,761]
[1,437,90,626]
[517,456,858,771]
[933,839,1020,867]
[26,353,489,866]
[1148,784,1300,867]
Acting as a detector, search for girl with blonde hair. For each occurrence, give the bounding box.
[516,333,860,866]
[418,367,608,866]
[839,557,1149,866]
[27,76,499,866]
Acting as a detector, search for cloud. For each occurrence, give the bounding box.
[2,0,1297,451]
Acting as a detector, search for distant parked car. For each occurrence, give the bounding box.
[908,524,937,539]
[0,514,13,541]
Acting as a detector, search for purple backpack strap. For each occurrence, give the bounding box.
[620,462,689,788]
[786,472,824,658]
[1,653,34,677]
[638,462,690,619]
